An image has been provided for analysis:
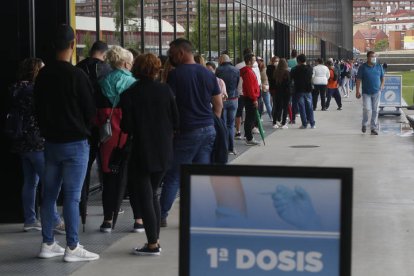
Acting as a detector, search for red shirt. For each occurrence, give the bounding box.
[240,66,260,101]
[327,68,338,89]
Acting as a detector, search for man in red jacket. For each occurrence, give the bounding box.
[240,53,261,145]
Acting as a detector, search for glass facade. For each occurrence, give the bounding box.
[74,0,351,63]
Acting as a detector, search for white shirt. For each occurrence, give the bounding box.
[312,64,330,85]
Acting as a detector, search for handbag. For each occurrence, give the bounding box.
[99,96,118,143]
[108,132,130,174]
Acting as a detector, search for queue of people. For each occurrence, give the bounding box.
[4,23,382,263]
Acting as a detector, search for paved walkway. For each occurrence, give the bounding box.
[1,93,414,276]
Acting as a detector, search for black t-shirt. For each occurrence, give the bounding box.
[34,61,96,143]
[290,64,313,93]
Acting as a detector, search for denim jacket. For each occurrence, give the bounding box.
[216,62,240,99]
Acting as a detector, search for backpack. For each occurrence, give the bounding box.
[4,84,28,140]
[331,69,339,81]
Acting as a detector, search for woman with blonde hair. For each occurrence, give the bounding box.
[121,53,179,255]
[97,46,138,232]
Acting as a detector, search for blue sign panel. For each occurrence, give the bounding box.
[180,165,353,276]
[380,75,402,107]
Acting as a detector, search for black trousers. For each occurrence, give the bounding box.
[243,97,256,141]
[130,169,165,244]
[312,85,327,110]
[102,172,118,221]
[326,88,342,109]
[102,152,142,221]
[274,92,290,126]
[81,126,101,209]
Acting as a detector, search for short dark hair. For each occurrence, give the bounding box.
[90,41,108,56]
[291,49,298,58]
[367,51,375,57]
[170,38,193,53]
[316,58,323,64]
[297,54,306,63]
[206,61,216,70]
[243,48,252,56]
[244,53,255,64]
[127,48,139,59]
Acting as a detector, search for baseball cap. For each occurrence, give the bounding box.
[54,24,75,50]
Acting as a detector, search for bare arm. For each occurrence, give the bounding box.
[211,94,223,118]
[380,77,385,90]
[356,79,361,99]
[210,176,247,216]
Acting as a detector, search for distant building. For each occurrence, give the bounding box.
[75,16,185,56]
[353,28,388,52]
[372,9,414,35]
[353,0,414,23]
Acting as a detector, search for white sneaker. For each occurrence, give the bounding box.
[311,125,316,129]
[63,244,99,262]
[38,242,65,258]
[281,125,288,129]
[252,127,260,134]
[272,124,279,129]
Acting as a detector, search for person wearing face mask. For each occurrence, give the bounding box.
[356,51,384,135]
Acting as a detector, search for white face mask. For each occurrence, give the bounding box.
[274,62,279,66]
[371,57,377,64]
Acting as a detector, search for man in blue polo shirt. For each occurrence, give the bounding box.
[160,38,223,227]
[356,51,384,135]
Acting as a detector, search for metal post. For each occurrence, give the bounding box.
[120,0,125,47]
[140,0,144,53]
[29,0,36,57]
[225,0,228,53]
[187,0,190,39]
[233,0,236,63]
[158,0,162,57]
[173,0,177,39]
[95,0,101,41]
[208,0,211,60]
[217,0,220,55]
[198,0,201,54]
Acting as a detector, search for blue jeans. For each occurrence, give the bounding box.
[21,151,60,225]
[160,126,216,219]
[262,91,272,119]
[297,92,315,127]
[362,92,380,130]
[41,140,89,247]
[222,99,238,152]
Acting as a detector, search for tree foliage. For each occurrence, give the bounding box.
[374,39,389,52]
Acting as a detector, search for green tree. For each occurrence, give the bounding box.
[113,0,140,46]
[374,39,389,52]
[82,32,92,58]
[189,0,219,55]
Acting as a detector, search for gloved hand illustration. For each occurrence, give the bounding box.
[272,185,321,230]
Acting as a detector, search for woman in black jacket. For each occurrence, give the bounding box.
[120,53,179,255]
[273,58,291,128]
